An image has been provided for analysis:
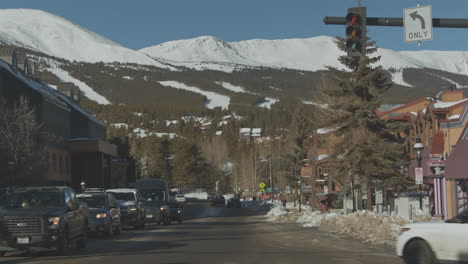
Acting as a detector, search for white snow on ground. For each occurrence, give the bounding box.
[316,127,338,134]
[111,123,128,129]
[159,81,230,110]
[391,69,413,87]
[263,203,432,245]
[257,97,279,109]
[216,81,245,93]
[184,192,208,200]
[266,206,288,219]
[303,101,329,108]
[48,66,110,104]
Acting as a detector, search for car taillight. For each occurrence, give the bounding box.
[399,228,411,235]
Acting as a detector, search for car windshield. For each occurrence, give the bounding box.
[0,190,62,209]
[176,194,185,197]
[140,190,165,202]
[77,196,107,208]
[108,192,135,201]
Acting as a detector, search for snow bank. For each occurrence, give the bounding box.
[266,206,433,245]
[184,192,208,200]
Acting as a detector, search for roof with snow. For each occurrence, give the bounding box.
[0,59,105,128]
[316,127,338,134]
[433,98,468,109]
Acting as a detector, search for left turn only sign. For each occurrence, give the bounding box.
[404,5,433,42]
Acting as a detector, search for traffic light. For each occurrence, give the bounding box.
[346,7,367,56]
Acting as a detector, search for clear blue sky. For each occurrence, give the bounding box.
[3,0,468,51]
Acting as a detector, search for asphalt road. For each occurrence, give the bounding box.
[0,201,404,264]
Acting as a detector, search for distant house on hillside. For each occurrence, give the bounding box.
[240,128,251,139]
[251,128,262,138]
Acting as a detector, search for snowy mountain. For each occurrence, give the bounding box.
[140,35,468,77]
[0,9,173,69]
[1,8,468,108]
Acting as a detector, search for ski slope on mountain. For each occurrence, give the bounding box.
[0,9,173,69]
[141,36,468,76]
[159,81,230,110]
[48,66,110,104]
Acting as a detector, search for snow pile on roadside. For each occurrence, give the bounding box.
[266,205,288,221]
[266,205,433,245]
[184,192,208,200]
[317,210,410,245]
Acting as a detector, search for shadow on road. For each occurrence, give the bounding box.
[1,240,186,264]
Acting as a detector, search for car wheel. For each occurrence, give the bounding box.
[403,240,437,264]
[0,251,5,257]
[105,221,113,237]
[55,229,69,256]
[178,218,182,224]
[76,231,87,249]
[164,218,171,226]
[138,219,146,229]
[114,221,122,235]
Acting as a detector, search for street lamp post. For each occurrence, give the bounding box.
[414,137,424,210]
[297,180,302,212]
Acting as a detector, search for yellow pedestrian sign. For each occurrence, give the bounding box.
[259,182,266,189]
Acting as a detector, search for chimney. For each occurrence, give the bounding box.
[57,82,74,98]
[72,86,81,104]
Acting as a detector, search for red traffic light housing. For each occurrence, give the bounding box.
[345,7,367,56]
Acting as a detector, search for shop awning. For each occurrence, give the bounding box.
[446,140,468,179]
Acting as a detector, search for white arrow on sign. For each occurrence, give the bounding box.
[404,5,433,43]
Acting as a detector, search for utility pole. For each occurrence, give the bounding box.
[269,142,273,201]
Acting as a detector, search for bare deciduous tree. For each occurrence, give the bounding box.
[0,96,45,186]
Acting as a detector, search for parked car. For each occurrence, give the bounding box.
[227,198,242,208]
[175,194,186,204]
[169,202,183,224]
[77,192,121,237]
[0,186,88,256]
[397,209,468,263]
[211,195,226,207]
[106,189,145,229]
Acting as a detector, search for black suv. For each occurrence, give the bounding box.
[0,186,88,256]
[211,195,226,207]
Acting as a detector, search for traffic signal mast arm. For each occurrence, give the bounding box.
[324,16,468,28]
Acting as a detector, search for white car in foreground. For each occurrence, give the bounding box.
[396,211,468,264]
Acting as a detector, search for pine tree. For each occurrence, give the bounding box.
[315,37,409,210]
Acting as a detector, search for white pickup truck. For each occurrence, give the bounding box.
[396,210,468,264]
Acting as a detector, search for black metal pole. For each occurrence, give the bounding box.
[324,16,468,28]
[417,158,423,210]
